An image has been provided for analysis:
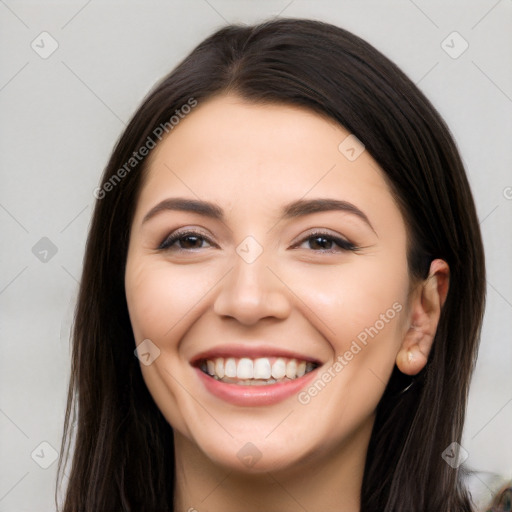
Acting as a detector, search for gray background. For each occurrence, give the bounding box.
[0,1,511,510]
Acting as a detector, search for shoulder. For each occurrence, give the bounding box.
[484,482,512,512]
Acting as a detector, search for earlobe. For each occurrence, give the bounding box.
[396,259,450,376]
[396,340,428,376]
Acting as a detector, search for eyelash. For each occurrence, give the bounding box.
[158,229,359,253]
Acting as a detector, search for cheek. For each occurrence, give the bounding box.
[124,255,211,344]
[124,254,217,436]
[290,251,409,416]
[287,251,409,351]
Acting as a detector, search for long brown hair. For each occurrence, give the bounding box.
[56,18,486,511]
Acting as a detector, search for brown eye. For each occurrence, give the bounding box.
[295,231,358,253]
[158,230,213,251]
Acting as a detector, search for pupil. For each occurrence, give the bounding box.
[312,236,331,250]
[182,235,200,249]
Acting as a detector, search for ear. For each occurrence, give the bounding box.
[396,259,450,376]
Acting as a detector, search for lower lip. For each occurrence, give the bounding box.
[194,366,319,406]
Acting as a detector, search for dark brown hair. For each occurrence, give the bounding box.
[56,17,486,511]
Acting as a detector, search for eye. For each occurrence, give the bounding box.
[158,230,214,251]
[294,230,358,253]
[158,228,358,253]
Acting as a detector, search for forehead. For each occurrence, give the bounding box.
[135,93,402,230]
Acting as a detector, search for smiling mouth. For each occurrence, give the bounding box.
[198,356,320,386]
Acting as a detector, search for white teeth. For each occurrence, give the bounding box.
[214,358,225,378]
[225,358,237,378]
[253,358,272,379]
[237,358,253,379]
[271,358,286,379]
[200,356,318,383]
[285,359,297,379]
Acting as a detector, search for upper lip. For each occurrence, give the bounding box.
[190,344,324,366]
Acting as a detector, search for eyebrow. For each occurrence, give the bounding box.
[142,197,376,234]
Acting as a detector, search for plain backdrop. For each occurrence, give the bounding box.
[0,1,511,510]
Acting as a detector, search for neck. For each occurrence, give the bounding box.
[172,416,373,512]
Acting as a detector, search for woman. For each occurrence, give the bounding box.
[56,18,487,511]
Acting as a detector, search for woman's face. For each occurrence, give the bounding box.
[125,93,413,473]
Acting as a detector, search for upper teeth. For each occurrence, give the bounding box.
[201,357,316,381]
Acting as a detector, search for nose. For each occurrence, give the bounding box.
[213,250,292,326]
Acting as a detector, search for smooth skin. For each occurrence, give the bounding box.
[124,93,449,511]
